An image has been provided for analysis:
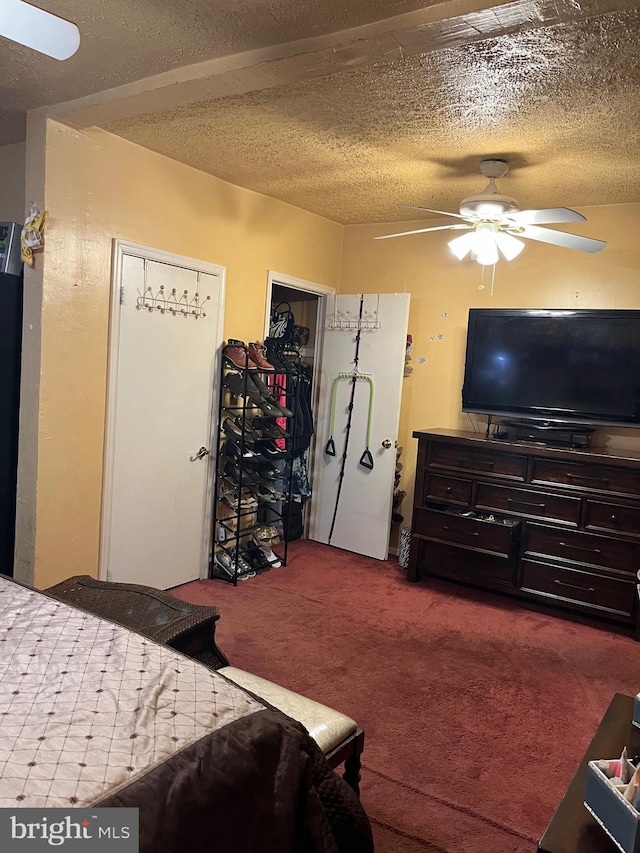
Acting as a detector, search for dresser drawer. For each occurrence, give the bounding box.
[525,523,640,574]
[475,483,581,525]
[585,500,640,538]
[428,443,526,480]
[531,458,640,498]
[520,559,636,621]
[413,507,518,556]
[417,540,516,587]
[424,474,471,506]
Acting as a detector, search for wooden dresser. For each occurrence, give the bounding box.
[408,429,640,635]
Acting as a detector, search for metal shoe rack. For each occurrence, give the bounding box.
[210,342,299,585]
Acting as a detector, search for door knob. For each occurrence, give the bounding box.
[381,439,392,449]
[190,446,210,461]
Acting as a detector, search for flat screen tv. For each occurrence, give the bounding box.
[461,309,640,428]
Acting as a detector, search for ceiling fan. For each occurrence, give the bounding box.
[0,0,80,60]
[375,159,607,265]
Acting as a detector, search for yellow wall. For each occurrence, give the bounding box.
[0,142,26,223]
[29,120,342,588]
[20,116,640,583]
[340,203,640,513]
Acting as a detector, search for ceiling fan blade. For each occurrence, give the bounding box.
[1,0,80,60]
[375,224,472,241]
[514,224,607,253]
[400,204,467,221]
[507,208,586,225]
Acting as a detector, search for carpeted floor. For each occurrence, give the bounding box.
[174,539,640,852]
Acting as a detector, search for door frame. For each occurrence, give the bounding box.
[100,240,226,582]
[265,271,335,537]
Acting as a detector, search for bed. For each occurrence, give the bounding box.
[0,576,373,852]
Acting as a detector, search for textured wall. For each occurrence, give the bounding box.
[30,120,342,588]
[0,143,26,223]
[340,203,640,514]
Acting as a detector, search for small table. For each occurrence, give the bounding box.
[539,693,640,853]
[45,575,229,670]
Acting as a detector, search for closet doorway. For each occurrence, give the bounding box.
[265,274,409,560]
[266,271,334,543]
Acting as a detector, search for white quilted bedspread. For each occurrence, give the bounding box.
[0,577,263,807]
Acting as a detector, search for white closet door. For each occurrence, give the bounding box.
[308,293,410,560]
[102,247,224,589]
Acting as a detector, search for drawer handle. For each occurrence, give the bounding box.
[465,459,494,468]
[507,498,546,510]
[559,541,601,555]
[554,579,596,593]
[610,514,618,522]
[442,525,479,537]
[565,473,610,484]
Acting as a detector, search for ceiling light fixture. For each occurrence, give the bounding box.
[0,0,80,60]
[448,223,524,266]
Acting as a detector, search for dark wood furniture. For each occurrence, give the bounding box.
[45,575,229,670]
[408,429,640,634]
[327,728,365,795]
[539,693,640,852]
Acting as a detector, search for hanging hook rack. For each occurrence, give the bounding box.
[136,284,211,319]
[326,294,381,331]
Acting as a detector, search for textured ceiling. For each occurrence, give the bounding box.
[3,0,640,223]
[106,7,640,223]
[0,0,439,143]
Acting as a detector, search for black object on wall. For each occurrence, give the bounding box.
[0,271,22,576]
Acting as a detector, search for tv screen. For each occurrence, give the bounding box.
[461,309,640,427]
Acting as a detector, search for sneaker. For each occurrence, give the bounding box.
[214,550,256,579]
[253,542,282,568]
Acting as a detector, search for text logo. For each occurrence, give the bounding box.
[0,809,138,850]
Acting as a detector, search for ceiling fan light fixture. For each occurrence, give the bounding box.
[495,231,525,261]
[448,232,474,261]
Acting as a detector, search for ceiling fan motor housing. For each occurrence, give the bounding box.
[459,192,520,219]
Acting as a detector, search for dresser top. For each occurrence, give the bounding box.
[412,427,640,466]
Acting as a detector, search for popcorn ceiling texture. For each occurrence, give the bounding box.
[0,0,438,144]
[3,0,639,221]
[106,9,640,223]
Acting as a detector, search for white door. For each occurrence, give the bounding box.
[101,243,225,589]
[308,293,410,559]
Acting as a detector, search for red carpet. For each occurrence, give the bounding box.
[174,540,640,852]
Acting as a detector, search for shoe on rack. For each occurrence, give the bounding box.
[222,417,258,448]
[223,438,262,463]
[223,339,258,371]
[224,371,264,403]
[222,460,262,486]
[248,342,275,372]
[252,542,282,568]
[248,374,293,417]
[218,479,258,511]
[257,440,290,460]
[246,460,283,481]
[251,417,288,440]
[248,481,281,502]
[214,550,256,580]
